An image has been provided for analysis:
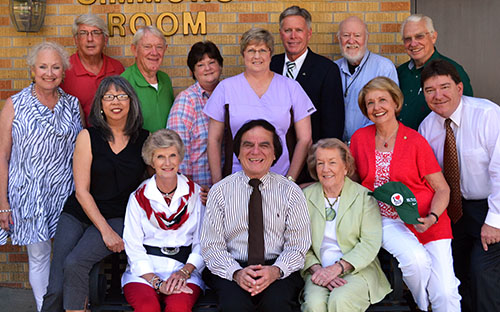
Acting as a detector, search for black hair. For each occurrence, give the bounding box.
[88,76,143,143]
[233,119,283,167]
[421,59,462,88]
[187,41,223,80]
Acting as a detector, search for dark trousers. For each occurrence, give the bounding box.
[452,198,500,312]
[41,213,124,312]
[204,263,303,312]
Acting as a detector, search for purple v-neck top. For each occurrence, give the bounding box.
[204,72,316,175]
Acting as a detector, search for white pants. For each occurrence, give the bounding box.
[382,217,461,312]
[27,240,51,312]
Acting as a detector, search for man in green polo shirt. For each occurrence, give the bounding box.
[397,14,473,130]
[122,26,174,133]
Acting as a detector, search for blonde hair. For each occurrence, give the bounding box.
[142,129,185,166]
[358,76,403,118]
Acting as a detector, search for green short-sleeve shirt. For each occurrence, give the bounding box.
[397,49,473,130]
[121,63,174,133]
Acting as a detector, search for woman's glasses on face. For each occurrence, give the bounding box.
[102,94,129,101]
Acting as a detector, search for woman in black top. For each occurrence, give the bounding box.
[42,76,148,312]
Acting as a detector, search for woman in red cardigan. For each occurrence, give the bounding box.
[350,77,460,312]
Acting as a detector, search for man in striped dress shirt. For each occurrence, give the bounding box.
[201,119,311,312]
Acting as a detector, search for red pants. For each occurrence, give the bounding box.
[123,282,201,312]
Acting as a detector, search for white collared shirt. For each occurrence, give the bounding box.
[419,96,500,228]
[282,49,309,80]
[121,174,206,288]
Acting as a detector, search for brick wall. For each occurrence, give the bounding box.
[0,242,29,288]
[0,0,410,289]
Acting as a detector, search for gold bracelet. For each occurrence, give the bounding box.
[180,268,191,278]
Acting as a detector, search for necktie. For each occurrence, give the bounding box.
[443,118,463,223]
[286,61,296,79]
[248,178,264,265]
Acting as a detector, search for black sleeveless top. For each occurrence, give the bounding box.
[63,127,149,224]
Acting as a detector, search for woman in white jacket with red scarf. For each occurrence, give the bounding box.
[121,129,205,312]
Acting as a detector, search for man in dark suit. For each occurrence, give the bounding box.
[270,5,344,142]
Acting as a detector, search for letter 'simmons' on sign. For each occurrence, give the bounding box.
[77,0,232,37]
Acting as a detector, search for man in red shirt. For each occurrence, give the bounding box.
[60,14,125,125]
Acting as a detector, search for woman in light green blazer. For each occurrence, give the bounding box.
[301,138,391,312]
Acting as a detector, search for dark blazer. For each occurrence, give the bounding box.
[271,48,345,142]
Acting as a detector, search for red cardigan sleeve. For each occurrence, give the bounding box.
[351,123,452,244]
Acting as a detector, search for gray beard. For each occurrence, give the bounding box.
[340,46,367,65]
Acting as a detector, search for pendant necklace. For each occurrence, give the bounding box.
[324,193,339,208]
[377,124,399,148]
[158,186,177,201]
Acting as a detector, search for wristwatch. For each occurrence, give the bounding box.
[287,175,296,183]
[151,276,164,292]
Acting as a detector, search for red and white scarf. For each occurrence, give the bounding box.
[135,178,195,231]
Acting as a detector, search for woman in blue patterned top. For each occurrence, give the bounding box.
[0,41,83,311]
[41,76,148,312]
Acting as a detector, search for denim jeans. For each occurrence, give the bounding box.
[41,213,124,311]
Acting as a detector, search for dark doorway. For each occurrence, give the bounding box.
[413,0,500,103]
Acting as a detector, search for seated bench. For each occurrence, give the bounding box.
[88,253,218,312]
[89,251,411,311]
[367,249,410,311]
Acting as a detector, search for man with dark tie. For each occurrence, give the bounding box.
[270,6,344,142]
[201,119,311,312]
[419,59,500,312]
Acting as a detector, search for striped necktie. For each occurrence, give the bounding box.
[286,61,296,79]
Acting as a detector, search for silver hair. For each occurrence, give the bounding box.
[240,27,274,56]
[142,129,185,167]
[132,26,166,47]
[72,14,109,37]
[27,41,70,71]
[401,14,435,37]
[279,6,312,29]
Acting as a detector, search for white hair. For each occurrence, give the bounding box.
[401,14,435,37]
[132,26,166,47]
[27,41,70,71]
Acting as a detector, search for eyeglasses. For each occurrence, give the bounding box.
[403,32,431,44]
[102,94,129,101]
[245,48,270,56]
[77,30,104,37]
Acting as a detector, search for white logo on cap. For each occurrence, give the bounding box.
[391,193,404,206]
